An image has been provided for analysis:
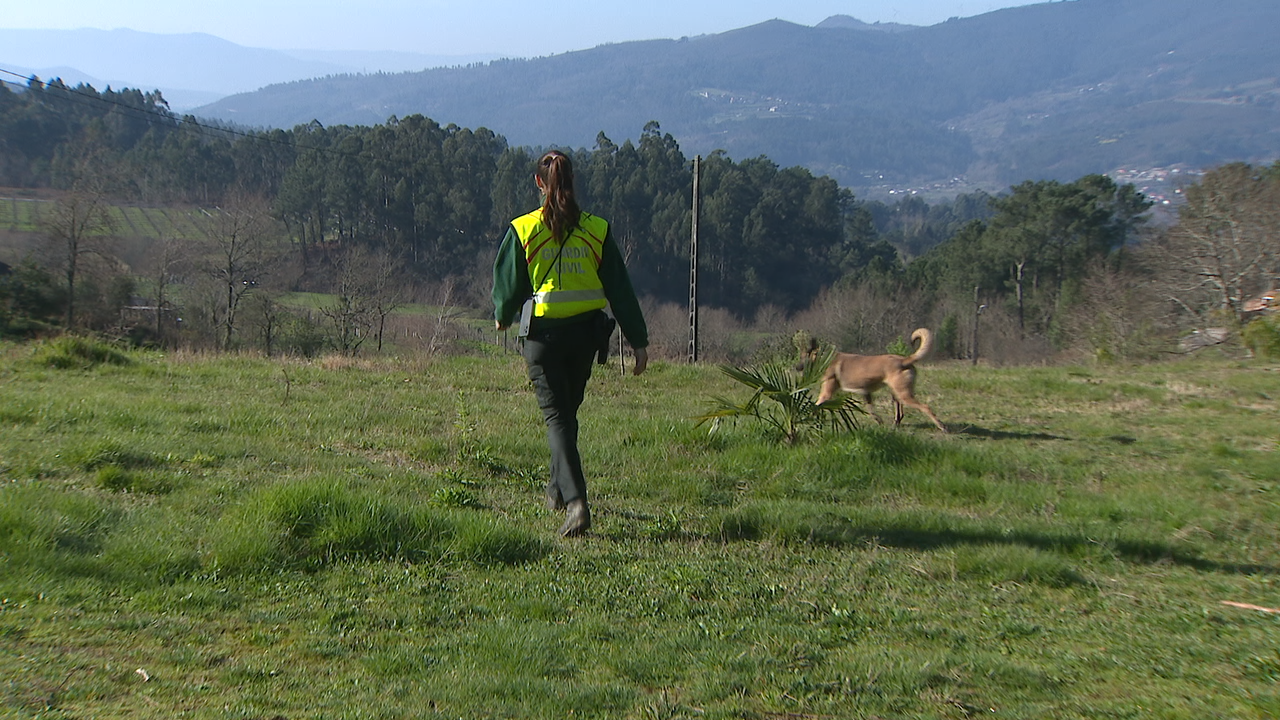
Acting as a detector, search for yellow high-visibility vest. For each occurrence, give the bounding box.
[513,209,609,318]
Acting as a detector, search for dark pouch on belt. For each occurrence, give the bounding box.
[594,312,617,365]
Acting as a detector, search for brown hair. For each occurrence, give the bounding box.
[536,150,580,243]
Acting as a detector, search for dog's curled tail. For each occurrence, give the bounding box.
[902,328,934,367]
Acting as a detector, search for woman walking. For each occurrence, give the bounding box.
[492,150,649,537]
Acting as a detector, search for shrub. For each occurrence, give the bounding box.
[0,259,63,338]
[1242,314,1280,359]
[885,334,912,356]
[279,312,330,357]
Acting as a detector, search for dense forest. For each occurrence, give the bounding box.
[2,76,1278,363]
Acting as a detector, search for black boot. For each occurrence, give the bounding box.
[558,499,591,537]
[546,483,565,510]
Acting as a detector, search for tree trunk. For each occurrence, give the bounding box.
[1015,259,1026,337]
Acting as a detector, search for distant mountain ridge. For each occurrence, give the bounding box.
[815,15,917,32]
[0,28,493,110]
[191,0,1280,195]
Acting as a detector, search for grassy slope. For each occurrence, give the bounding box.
[0,341,1277,719]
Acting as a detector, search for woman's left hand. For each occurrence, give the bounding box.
[632,347,648,376]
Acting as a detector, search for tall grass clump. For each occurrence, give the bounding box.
[98,507,203,583]
[0,485,197,585]
[208,477,548,572]
[67,438,162,471]
[30,336,133,369]
[946,543,1086,587]
[0,485,115,576]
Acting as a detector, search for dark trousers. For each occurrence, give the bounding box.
[522,317,597,505]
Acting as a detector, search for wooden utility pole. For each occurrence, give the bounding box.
[688,155,701,363]
[971,285,985,366]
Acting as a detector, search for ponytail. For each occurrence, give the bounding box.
[536,150,580,243]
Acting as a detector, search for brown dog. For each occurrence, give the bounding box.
[801,329,947,432]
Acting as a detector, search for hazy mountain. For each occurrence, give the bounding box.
[192,0,1280,195]
[0,28,492,110]
[814,15,917,32]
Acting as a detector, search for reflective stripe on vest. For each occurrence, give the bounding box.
[512,209,609,319]
[534,288,606,304]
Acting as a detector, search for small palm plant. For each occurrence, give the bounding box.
[694,346,864,445]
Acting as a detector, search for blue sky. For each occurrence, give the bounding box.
[4,0,1043,56]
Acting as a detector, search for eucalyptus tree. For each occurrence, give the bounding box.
[491,146,538,231]
[275,122,334,264]
[440,125,505,266]
[323,128,373,245]
[231,128,297,199]
[698,151,755,311]
[155,118,236,204]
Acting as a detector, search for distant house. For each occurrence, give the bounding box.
[1242,292,1276,314]
[120,295,178,332]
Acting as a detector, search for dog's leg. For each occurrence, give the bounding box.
[858,389,886,425]
[896,395,947,432]
[816,375,841,405]
[887,372,947,432]
[914,401,947,432]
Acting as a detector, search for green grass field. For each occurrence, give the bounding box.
[1,338,1277,719]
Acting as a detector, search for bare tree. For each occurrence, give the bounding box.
[366,250,409,353]
[425,277,456,357]
[321,246,372,355]
[42,180,116,328]
[140,235,189,344]
[1146,163,1280,324]
[243,291,288,356]
[203,193,279,351]
[321,268,371,355]
[318,245,409,355]
[1062,259,1171,361]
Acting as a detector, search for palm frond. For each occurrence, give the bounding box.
[698,354,863,444]
[692,391,762,428]
[718,364,773,390]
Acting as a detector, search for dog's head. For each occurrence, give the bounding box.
[794,337,820,372]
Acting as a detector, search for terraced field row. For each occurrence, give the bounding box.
[0,196,220,239]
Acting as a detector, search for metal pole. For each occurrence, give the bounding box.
[688,155,701,363]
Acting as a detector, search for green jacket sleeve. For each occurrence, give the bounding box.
[599,227,649,350]
[492,225,532,328]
